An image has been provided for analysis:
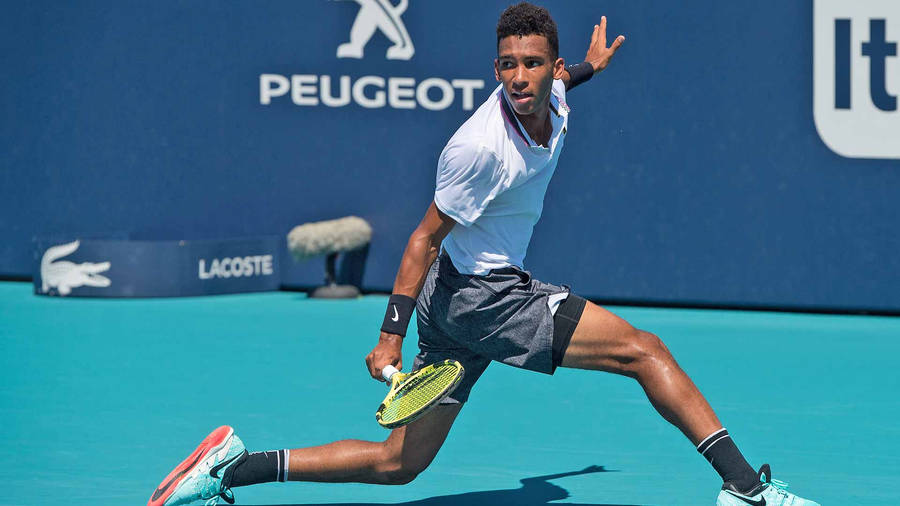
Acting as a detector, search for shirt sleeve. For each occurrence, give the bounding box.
[433,140,506,227]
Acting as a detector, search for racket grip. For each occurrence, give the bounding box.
[381,365,399,382]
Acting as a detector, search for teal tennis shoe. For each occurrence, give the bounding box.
[148,425,248,506]
[716,464,819,506]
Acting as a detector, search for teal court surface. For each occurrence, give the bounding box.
[2,281,898,505]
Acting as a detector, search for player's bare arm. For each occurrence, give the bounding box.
[365,202,455,380]
[561,15,625,89]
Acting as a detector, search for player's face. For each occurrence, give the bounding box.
[495,34,565,116]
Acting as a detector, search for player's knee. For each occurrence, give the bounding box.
[382,466,422,485]
[624,330,671,374]
[378,458,425,485]
[376,441,427,485]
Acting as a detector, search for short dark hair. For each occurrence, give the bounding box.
[496,2,559,59]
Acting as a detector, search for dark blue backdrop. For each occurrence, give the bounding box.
[2,1,899,311]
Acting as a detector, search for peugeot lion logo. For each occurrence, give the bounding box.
[40,240,111,296]
[337,0,414,60]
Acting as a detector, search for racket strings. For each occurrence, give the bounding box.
[381,365,460,422]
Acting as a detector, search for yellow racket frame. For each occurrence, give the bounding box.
[375,359,464,429]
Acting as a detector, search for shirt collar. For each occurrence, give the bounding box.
[499,87,564,149]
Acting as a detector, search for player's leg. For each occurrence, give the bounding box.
[560,299,757,490]
[148,406,462,506]
[558,299,819,504]
[225,403,462,488]
[560,300,721,444]
[283,403,463,484]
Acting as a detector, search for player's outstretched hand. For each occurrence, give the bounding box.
[584,16,625,73]
[366,331,403,382]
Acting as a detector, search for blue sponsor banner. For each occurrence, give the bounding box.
[3,1,900,310]
[33,237,282,297]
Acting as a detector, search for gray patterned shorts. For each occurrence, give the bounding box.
[412,251,586,404]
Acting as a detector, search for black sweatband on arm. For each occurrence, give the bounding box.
[381,294,416,336]
[565,62,594,90]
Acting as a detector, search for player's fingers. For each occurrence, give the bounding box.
[366,353,381,379]
[610,35,625,53]
[599,16,607,44]
[591,24,599,45]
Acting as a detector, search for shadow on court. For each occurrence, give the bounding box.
[243,465,648,506]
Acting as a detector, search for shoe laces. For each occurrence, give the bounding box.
[196,454,236,506]
[765,476,791,497]
[755,463,793,500]
[204,489,234,506]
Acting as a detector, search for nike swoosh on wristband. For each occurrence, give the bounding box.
[209,452,243,479]
[725,490,766,506]
[151,452,206,501]
[391,305,399,322]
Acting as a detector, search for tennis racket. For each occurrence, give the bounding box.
[375,359,465,429]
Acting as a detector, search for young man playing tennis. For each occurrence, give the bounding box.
[150,3,819,505]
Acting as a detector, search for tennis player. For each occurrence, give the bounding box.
[149,3,819,505]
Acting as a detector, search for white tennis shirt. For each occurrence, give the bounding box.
[434,79,570,275]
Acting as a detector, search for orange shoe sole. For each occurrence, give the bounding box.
[148,425,234,506]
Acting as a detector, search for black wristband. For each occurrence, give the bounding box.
[565,61,594,90]
[381,294,416,337]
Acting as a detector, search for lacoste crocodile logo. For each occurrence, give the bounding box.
[40,240,111,296]
[337,0,414,60]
